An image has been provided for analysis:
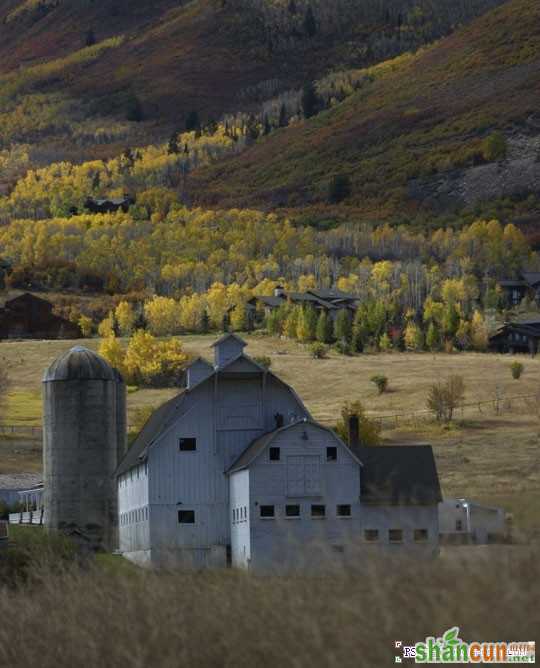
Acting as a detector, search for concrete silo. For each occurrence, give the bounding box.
[42,346,127,549]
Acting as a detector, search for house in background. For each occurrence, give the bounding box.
[246,285,359,327]
[488,317,540,354]
[84,195,135,214]
[116,333,442,572]
[439,498,506,544]
[0,473,42,507]
[0,292,81,340]
[497,272,540,307]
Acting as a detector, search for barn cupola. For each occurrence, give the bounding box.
[186,357,214,389]
[211,333,247,369]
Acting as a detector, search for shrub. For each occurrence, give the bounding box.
[309,342,328,359]
[427,375,465,422]
[335,400,380,446]
[334,340,352,355]
[370,374,388,395]
[481,131,507,162]
[253,355,272,369]
[511,361,524,380]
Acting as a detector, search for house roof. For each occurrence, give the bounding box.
[357,445,442,506]
[522,272,540,286]
[252,296,285,308]
[498,280,526,288]
[0,473,42,490]
[286,293,338,309]
[210,332,247,348]
[226,420,361,474]
[307,288,358,301]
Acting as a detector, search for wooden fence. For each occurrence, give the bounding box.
[370,393,539,430]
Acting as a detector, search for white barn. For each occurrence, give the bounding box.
[117,334,442,571]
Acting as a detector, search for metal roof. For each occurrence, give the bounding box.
[226,420,361,474]
[357,445,442,506]
[43,346,118,382]
[210,332,248,348]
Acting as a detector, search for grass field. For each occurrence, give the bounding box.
[1,334,539,526]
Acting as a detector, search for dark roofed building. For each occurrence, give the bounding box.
[497,272,540,307]
[489,317,540,354]
[84,195,135,214]
[357,446,442,506]
[0,292,81,340]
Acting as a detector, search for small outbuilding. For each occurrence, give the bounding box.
[438,498,506,544]
[0,292,81,340]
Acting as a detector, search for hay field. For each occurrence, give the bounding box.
[1,335,539,526]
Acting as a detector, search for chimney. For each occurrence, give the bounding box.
[274,413,284,429]
[348,415,360,451]
[274,285,285,298]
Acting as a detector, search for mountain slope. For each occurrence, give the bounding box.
[189,0,540,226]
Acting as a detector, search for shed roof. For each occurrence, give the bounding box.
[357,445,442,506]
[226,420,361,474]
[522,272,540,286]
[43,346,118,382]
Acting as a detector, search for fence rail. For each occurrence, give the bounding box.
[370,393,539,429]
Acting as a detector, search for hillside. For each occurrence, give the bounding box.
[189,0,540,228]
[0,0,505,166]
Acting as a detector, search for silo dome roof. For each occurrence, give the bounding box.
[43,346,117,382]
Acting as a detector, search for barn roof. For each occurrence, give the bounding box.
[116,392,187,476]
[357,445,442,506]
[226,420,361,474]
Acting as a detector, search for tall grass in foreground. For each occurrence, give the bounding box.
[0,547,538,668]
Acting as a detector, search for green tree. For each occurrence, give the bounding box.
[303,5,317,37]
[481,132,507,162]
[426,321,440,351]
[316,311,333,344]
[302,81,319,119]
[185,111,200,132]
[328,174,351,204]
[334,309,352,343]
[167,133,180,155]
[297,306,317,342]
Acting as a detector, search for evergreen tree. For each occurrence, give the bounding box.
[316,311,333,344]
[426,321,440,351]
[185,111,200,132]
[222,313,230,333]
[303,5,317,37]
[301,81,319,119]
[200,310,210,334]
[334,309,352,343]
[328,174,351,204]
[278,104,288,128]
[126,94,144,122]
[297,306,317,342]
[85,29,96,47]
[263,115,272,136]
[288,0,297,14]
[167,132,179,155]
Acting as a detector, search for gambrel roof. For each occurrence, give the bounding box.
[226,419,362,474]
[116,349,311,477]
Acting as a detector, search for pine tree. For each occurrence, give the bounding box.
[200,310,210,334]
[334,309,352,343]
[297,306,317,342]
[303,6,317,37]
[85,29,96,47]
[426,321,440,351]
[167,133,179,155]
[301,81,319,119]
[278,104,288,128]
[185,111,200,132]
[328,174,351,204]
[316,311,333,344]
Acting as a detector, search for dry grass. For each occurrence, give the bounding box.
[1,335,540,525]
[0,545,539,668]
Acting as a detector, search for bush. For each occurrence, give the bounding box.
[370,374,388,395]
[253,355,272,369]
[309,342,328,359]
[335,400,380,446]
[511,361,524,380]
[427,375,465,422]
[334,340,352,356]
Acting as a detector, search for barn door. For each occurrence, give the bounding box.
[304,456,321,495]
[287,456,304,496]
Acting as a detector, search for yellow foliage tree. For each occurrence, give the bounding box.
[144,296,180,336]
[78,314,93,337]
[470,310,488,351]
[98,335,126,377]
[97,311,115,338]
[115,301,136,336]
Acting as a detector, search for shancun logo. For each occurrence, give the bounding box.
[410,627,535,664]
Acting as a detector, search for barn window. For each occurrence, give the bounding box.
[337,504,351,517]
[285,504,300,518]
[456,519,463,531]
[179,438,197,452]
[260,505,275,519]
[311,504,326,519]
[178,510,195,524]
[364,529,379,542]
[414,529,428,542]
[332,545,345,553]
[389,529,403,543]
[326,447,337,462]
[269,447,281,461]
